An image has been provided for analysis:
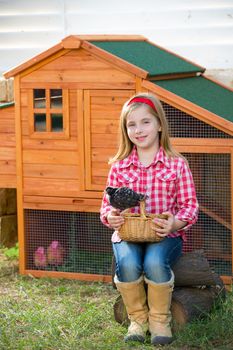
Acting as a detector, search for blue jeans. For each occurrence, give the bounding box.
[112,237,183,283]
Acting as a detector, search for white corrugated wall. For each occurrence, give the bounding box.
[0,0,233,81]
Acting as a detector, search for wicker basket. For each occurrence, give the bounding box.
[118,201,168,242]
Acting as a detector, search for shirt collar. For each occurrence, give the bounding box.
[154,147,171,168]
[119,146,171,169]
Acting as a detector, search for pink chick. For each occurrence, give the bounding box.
[47,241,64,265]
[34,246,47,268]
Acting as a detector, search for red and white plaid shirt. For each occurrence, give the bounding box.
[100,146,198,242]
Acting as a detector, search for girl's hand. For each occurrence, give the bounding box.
[152,212,187,237]
[152,212,175,237]
[107,209,124,230]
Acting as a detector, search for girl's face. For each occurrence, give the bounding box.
[126,105,161,152]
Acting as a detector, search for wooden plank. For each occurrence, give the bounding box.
[21,120,31,136]
[92,134,118,147]
[62,36,81,49]
[21,81,135,90]
[23,202,100,212]
[28,89,34,135]
[63,89,70,138]
[92,176,108,186]
[46,89,51,131]
[92,164,110,177]
[21,68,134,84]
[77,89,85,191]
[23,269,112,282]
[87,182,106,191]
[23,195,101,206]
[70,107,79,130]
[20,89,28,107]
[84,90,92,190]
[21,106,30,121]
[90,96,129,106]
[67,34,145,42]
[135,77,142,92]
[0,174,17,188]
[23,178,80,197]
[4,45,68,78]
[23,150,78,165]
[69,90,78,107]
[91,110,121,119]
[173,138,233,147]
[89,99,130,119]
[23,196,101,212]
[0,147,16,160]
[14,75,26,274]
[23,191,103,202]
[0,133,16,147]
[150,72,198,81]
[0,119,15,133]
[89,89,135,97]
[0,105,15,117]
[22,137,78,150]
[91,119,119,134]
[74,190,103,198]
[23,164,79,179]
[0,160,16,174]
[91,148,116,162]
[40,49,114,71]
[174,144,231,154]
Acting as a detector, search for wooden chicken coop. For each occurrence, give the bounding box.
[0,35,232,284]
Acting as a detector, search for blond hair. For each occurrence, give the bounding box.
[109,92,183,164]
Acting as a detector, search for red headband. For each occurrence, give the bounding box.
[127,97,157,112]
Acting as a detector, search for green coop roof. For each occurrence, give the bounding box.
[152,76,233,123]
[0,101,14,109]
[90,40,205,77]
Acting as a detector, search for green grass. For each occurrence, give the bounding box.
[0,248,232,350]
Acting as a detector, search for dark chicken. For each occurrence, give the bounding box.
[105,186,147,211]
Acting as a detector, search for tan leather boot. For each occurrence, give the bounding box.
[145,272,174,345]
[114,275,149,343]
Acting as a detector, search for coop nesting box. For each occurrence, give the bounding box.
[0,35,232,284]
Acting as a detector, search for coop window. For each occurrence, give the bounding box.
[162,102,233,139]
[51,113,63,132]
[34,89,46,108]
[34,113,46,132]
[30,88,69,138]
[182,153,232,278]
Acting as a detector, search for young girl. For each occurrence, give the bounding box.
[100,93,198,345]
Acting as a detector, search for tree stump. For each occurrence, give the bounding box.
[112,250,226,330]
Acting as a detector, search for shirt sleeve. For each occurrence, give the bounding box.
[100,163,120,227]
[175,160,199,231]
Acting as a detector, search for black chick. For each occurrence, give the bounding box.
[105,186,146,211]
